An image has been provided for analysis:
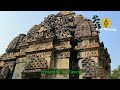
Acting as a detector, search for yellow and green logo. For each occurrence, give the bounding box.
[101,18,111,28]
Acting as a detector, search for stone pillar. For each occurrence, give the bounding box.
[54,51,70,79]
[12,58,26,79]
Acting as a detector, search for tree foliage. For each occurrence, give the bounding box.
[111,65,120,79]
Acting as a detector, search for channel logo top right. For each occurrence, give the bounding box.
[101,18,111,28]
[92,15,116,32]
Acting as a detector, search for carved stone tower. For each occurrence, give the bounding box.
[0,11,111,79]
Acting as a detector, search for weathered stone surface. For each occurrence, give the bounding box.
[26,42,53,52]
[75,42,99,50]
[1,53,16,60]
[77,50,99,58]
[0,11,111,79]
[25,58,48,70]
[12,63,25,79]
[55,41,71,50]
[6,34,26,53]
[55,58,69,79]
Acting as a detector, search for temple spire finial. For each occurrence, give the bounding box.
[59,11,74,15]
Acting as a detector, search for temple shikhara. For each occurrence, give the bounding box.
[0,11,111,79]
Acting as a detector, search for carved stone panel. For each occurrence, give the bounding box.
[26,52,52,60]
[26,42,53,52]
[79,59,96,78]
[26,52,52,69]
[55,29,72,39]
[34,31,44,39]
[77,50,98,58]
[27,34,37,43]
[19,36,29,48]
[27,25,40,35]
[1,53,16,60]
[45,29,55,39]
[75,43,99,50]
[75,21,92,39]
[25,58,48,70]
[55,41,71,50]
[74,15,85,26]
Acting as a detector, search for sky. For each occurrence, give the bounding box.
[0,11,120,70]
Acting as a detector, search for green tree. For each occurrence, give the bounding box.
[111,65,120,79]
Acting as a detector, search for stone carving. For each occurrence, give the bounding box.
[26,43,53,52]
[74,15,85,26]
[26,52,51,60]
[27,25,40,35]
[27,34,36,43]
[35,31,44,39]
[75,20,92,39]
[19,35,29,48]
[0,65,10,79]
[55,41,71,50]
[56,52,70,59]
[55,29,71,39]
[1,53,16,60]
[25,58,48,70]
[75,42,99,50]
[59,11,74,15]
[81,59,95,77]
[0,11,111,79]
[77,50,98,58]
[6,34,26,52]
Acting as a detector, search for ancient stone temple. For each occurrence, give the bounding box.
[0,11,111,79]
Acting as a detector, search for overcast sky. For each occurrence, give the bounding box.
[0,11,120,70]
